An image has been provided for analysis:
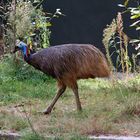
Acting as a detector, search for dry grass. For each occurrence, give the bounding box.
[0,74,140,139]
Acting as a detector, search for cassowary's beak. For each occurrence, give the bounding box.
[13,46,20,53]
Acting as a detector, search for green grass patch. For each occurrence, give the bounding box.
[0,58,140,138]
[21,133,45,140]
[0,57,56,105]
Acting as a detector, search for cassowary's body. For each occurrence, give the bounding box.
[14,43,110,114]
[27,44,109,83]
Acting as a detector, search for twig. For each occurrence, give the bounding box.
[21,105,38,136]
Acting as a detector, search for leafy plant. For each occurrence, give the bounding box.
[2,0,63,53]
[103,13,131,74]
[118,0,140,57]
[0,0,64,80]
[102,19,117,71]
[103,0,140,73]
[32,8,63,48]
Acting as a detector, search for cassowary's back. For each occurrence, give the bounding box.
[30,44,110,84]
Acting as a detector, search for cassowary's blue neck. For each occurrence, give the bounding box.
[21,45,31,61]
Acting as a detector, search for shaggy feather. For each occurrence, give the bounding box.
[15,43,110,114]
[27,44,110,84]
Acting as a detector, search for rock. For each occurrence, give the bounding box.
[0,131,21,140]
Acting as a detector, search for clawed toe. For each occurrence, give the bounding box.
[43,108,52,115]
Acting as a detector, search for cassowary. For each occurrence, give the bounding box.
[14,41,110,114]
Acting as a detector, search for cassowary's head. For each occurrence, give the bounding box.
[13,40,29,57]
[13,40,21,53]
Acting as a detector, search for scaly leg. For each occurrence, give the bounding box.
[71,83,82,111]
[43,81,66,114]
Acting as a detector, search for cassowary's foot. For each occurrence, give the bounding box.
[43,107,52,115]
[77,107,82,112]
[77,103,82,111]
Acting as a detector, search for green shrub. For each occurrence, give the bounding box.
[0,56,56,104]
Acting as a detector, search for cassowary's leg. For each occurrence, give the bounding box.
[71,83,82,111]
[43,82,66,114]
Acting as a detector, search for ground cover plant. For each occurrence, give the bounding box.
[0,57,140,139]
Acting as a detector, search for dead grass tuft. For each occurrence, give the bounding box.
[0,76,140,138]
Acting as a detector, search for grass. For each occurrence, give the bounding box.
[0,58,140,139]
[21,133,45,140]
